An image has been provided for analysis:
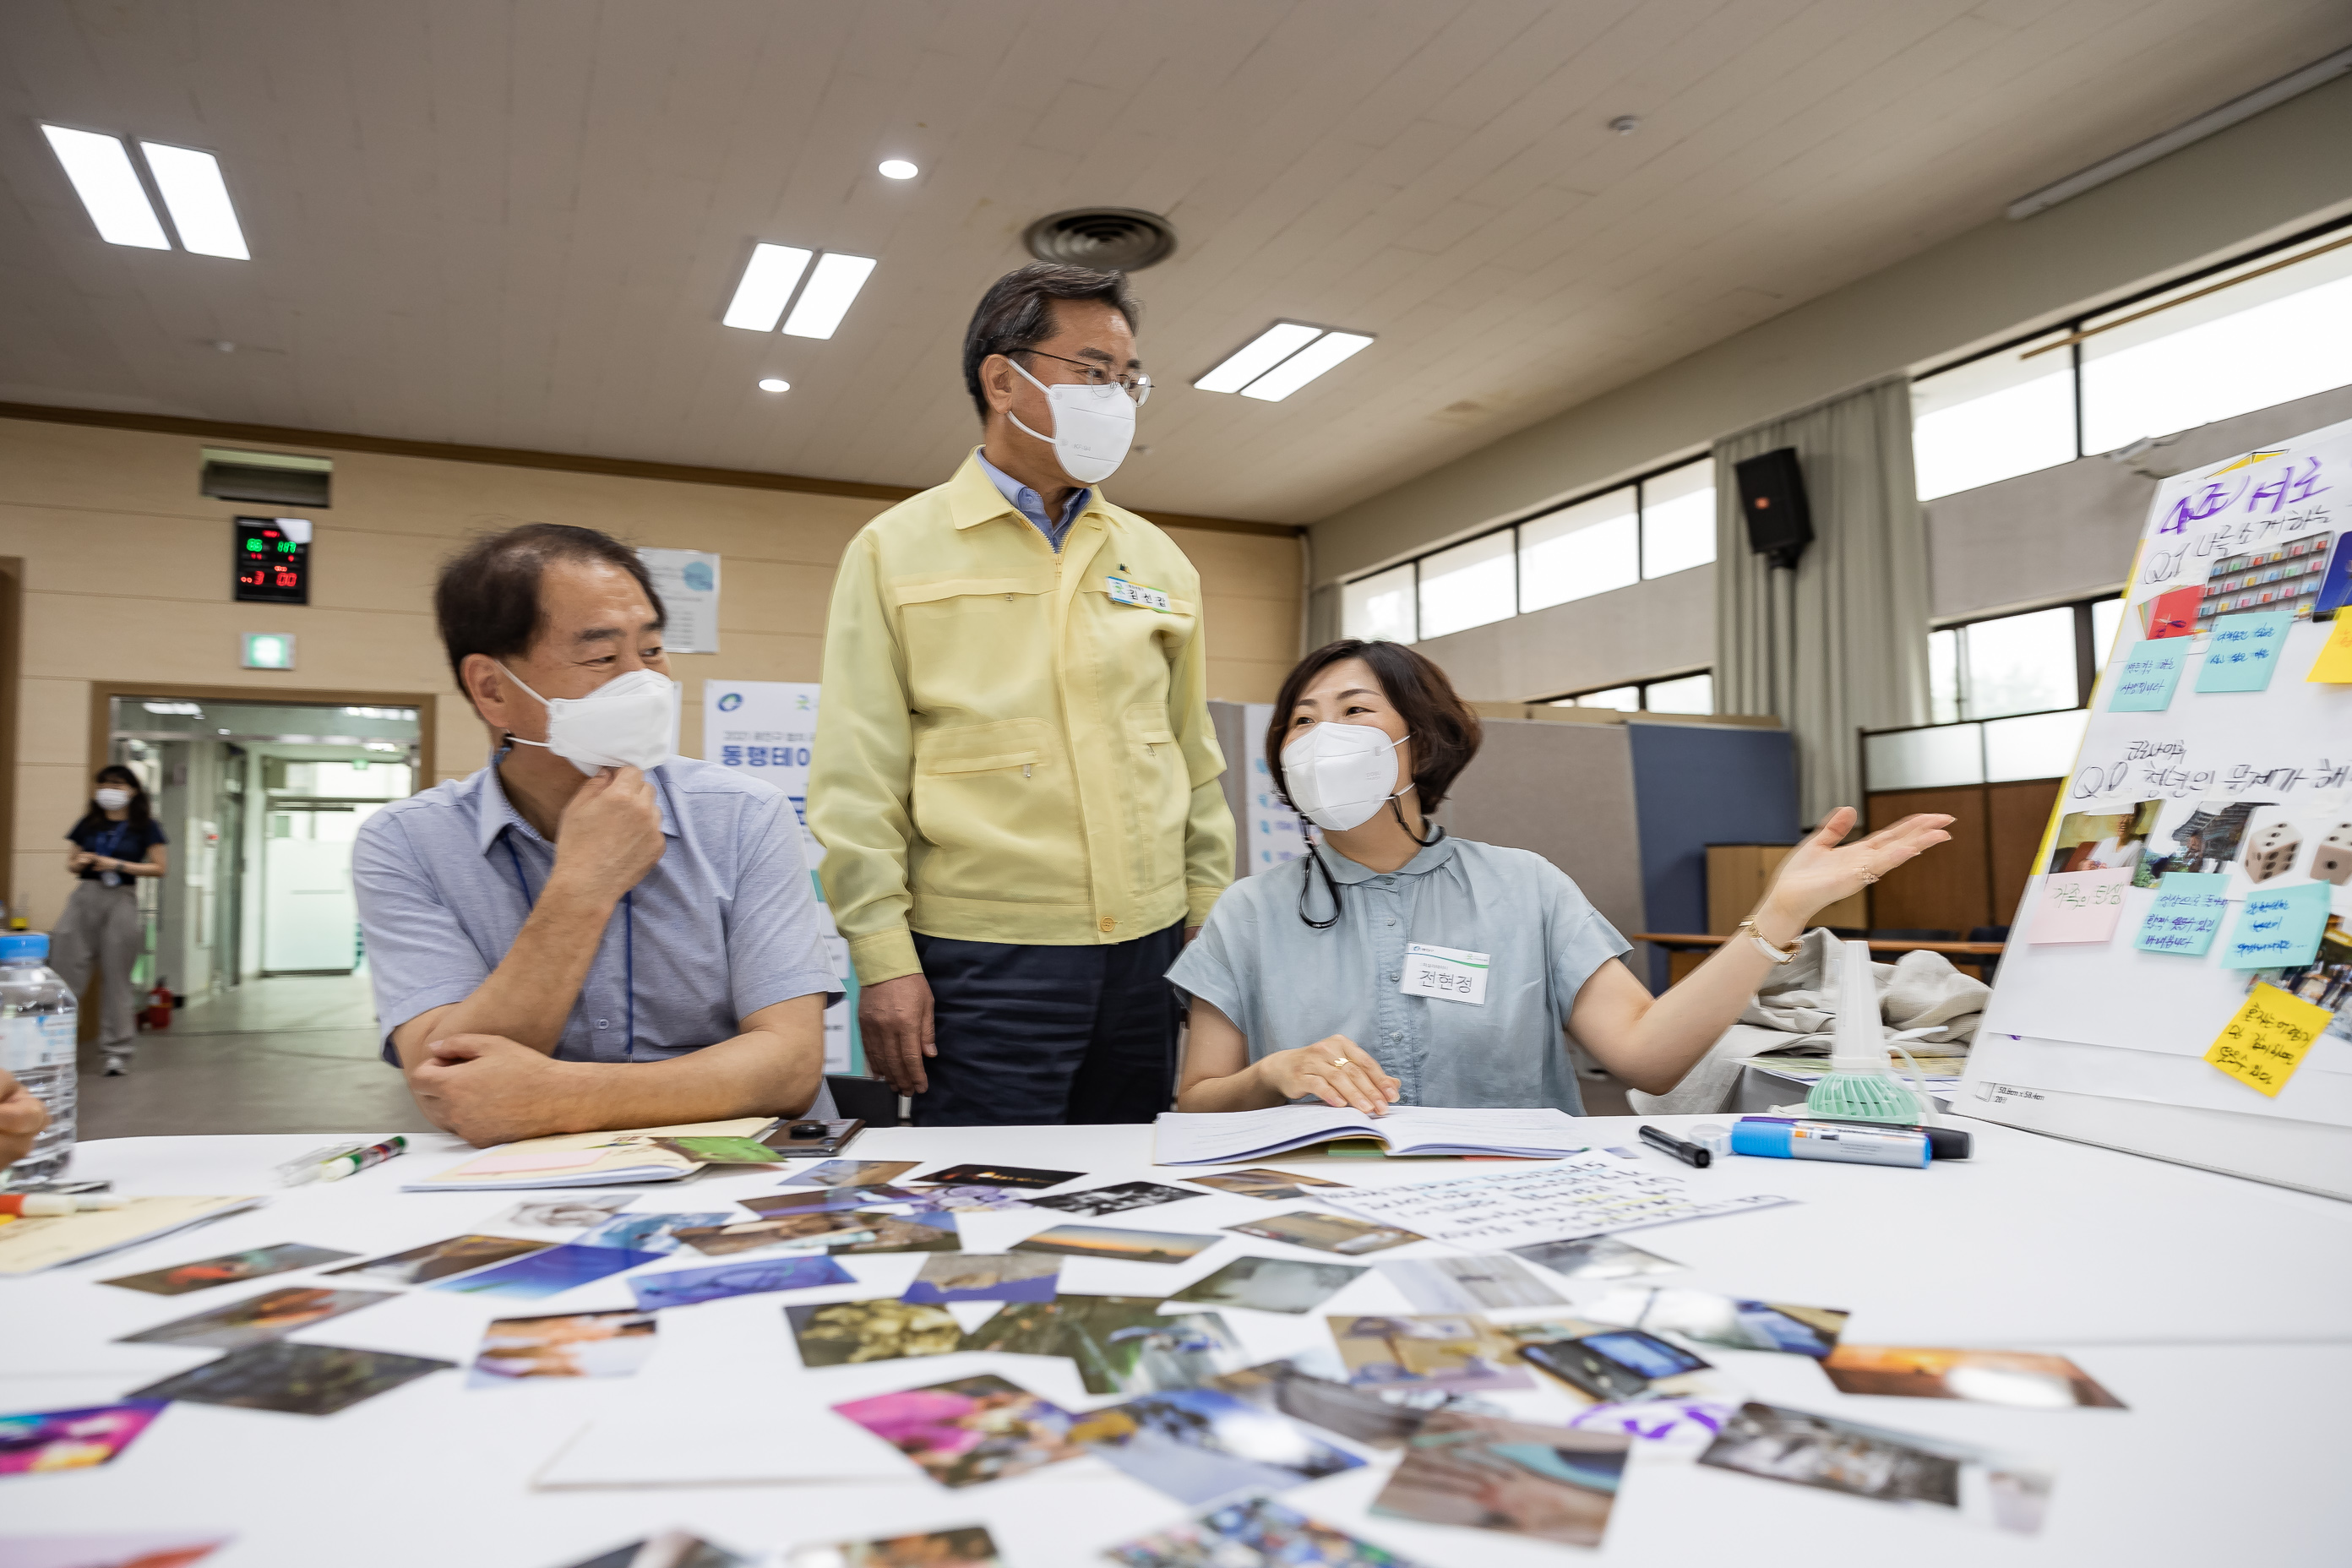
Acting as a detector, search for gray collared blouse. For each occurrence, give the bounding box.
[1167,836,1629,1113]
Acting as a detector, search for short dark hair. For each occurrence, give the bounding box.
[433,523,666,693]
[961,263,1141,421]
[1267,640,1484,814]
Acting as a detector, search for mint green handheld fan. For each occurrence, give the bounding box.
[1804,939,1926,1124]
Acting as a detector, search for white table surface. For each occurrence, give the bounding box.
[9,1114,2352,1568]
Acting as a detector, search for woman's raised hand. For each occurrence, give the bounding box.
[1257,1034,1401,1116]
[1764,805,1954,928]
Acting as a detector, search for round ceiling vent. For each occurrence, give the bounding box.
[1022,207,1178,271]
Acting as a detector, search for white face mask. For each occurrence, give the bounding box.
[1007,358,1137,485]
[1281,722,1414,833]
[498,664,677,776]
[94,787,133,811]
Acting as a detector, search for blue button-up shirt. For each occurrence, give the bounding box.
[353,755,841,1065]
[976,448,1090,552]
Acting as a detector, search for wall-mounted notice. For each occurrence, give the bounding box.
[1241,702,1314,875]
[639,548,721,654]
[1974,416,2352,1124]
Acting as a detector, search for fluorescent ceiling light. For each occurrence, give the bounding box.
[41,125,167,248]
[138,142,249,259]
[723,243,813,331]
[1239,330,1374,401]
[878,160,918,180]
[782,253,876,339]
[1194,323,1321,394]
[757,377,790,393]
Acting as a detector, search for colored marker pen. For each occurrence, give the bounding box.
[317,1135,407,1183]
[1730,1118,1930,1168]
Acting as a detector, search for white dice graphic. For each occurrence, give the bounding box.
[2315,823,2352,887]
[2243,822,2301,884]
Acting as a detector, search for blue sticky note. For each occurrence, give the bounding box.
[2220,879,2330,969]
[2109,640,2186,711]
[2134,871,2229,956]
[2196,612,2294,693]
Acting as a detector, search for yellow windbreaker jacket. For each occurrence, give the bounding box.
[808,452,1236,985]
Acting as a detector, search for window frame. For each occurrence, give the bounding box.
[1539,667,1715,714]
[1930,592,2122,722]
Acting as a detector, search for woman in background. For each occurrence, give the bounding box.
[57,765,169,1076]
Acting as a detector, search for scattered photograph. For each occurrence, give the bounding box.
[324,1233,553,1287]
[783,1526,1003,1568]
[124,1341,454,1416]
[916,1162,1081,1190]
[102,1243,357,1296]
[116,1285,395,1350]
[1565,1398,1740,1454]
[1108,1496,1423,1568]
[1206,1360,1424,1449]
[1169,1256,1366,1315]
[960,1297,1249,1396]
[1012,1225,1219,1265]
[1583,1288,1848,1358]
[1072,1386,1364,1505]
[2137,798,2265,885]
[1821,1346,2126,1408]
[830,1213,962,1255]
[429,1244,666,1300]
[1517,1331,1710,1402]
[1184,1168,1351,1202]
[2046,801,2161,875]
[629,1255,855,1309]
[470,1309,657,1386]
[1224,1211,1421,1256]
[674,1213,877,1256]
[792,1159,919,1189]
[743,1187,923,1216]
[554,1532,757,1568]
[1029,1182,1205,1217]
[0,1401,166,1474]
[901,1252,1062,1305]
[788,1299,966,1367]
[488,1194,640,1232]
[900,1185,1037,1214]
[0,1533,233,1568]
[655,1135,789,1163]
[1372,1410,1628,1548]
[1507,1235,1684,1282]
[1698,1402,2053,1534]
[1328,1315,1535,1394]
[1379,1255,1564,1313]
[833,1373,1084,1488]
[578,1211,744,1255]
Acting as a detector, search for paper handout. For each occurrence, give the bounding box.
[2133,872,2229,956]
[2026,868,2132,944]
[2205,983,2331,1097]
[401,1119,778,1191]
[1152,1104,1586,1163]
[1321,1156,1792,1249]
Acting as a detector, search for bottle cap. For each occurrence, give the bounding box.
[0,932,49,962]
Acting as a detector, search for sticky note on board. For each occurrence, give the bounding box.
[2134,872,2230,956]
[2028,868,2133,944]
[2220,880,2331,969]
[2195,612,2293,692]
[2205,983,2332,1097]
[2108,640,2186,711]
[2144,585,2203,640]
[2309,616,2352,683]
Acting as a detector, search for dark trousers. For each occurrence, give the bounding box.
[911,920,1184,1127]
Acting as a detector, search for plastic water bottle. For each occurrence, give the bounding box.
[1,932,79,1185]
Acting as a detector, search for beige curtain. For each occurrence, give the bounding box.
[1714,377,1930,825]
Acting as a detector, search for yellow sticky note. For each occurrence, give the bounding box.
[2205,983,2332,1097]
[2308,616,2352,683]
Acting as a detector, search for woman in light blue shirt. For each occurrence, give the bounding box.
[1169,640,1952,1115]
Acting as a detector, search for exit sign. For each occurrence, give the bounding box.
[234,516,311,605]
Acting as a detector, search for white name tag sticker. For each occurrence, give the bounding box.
[1400,942,1489,1004]
[1106,574,1173,612]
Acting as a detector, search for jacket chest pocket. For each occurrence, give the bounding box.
[893,576,1056,712]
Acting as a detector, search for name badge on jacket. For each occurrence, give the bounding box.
[1401,942,1489,1004]
[1106,574,1172,612]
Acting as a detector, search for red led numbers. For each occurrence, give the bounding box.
[232,516,310,606]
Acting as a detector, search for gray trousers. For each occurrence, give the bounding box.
[52,881,144,1056]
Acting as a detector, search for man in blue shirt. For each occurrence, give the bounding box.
[354,523,840,1146]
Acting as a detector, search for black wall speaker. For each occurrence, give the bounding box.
[1734,447,1813,569]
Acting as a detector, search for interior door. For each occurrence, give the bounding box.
[262,809,357,972]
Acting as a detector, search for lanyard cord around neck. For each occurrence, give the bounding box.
[503,836,633,1051]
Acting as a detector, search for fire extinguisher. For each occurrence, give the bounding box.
[142,979,174,1032]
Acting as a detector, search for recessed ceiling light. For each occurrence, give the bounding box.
[1239,330,1374,401]
[1194,323,1322,394]
[878,160,918,180]
[139,142,248,259]
[781,253,877,339]
[757,377,790,393]
[723,242,813,331]
[41,125,167,248]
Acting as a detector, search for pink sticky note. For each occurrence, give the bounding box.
[2029,868,2134,943]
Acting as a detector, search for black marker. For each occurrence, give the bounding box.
[1638,1124,1711,1168]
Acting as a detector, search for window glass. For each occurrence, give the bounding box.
[1984,707,2089,783]
[1558,685,1640,711]
[1928,627,1961,725]
[1416,531,1515,640]
[1963,605,2076,719]
[1865,724,1984,791]
[1644,672,1713,714]
[1342,564,1416,644]
[2081,237,2352,455]
[1641,460,1716,578]
[1911,329,2075,500]
[1519,488,1637,612]
[2090,596,2125,672]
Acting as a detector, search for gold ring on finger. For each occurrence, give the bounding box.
[1329,1059,1351,1068]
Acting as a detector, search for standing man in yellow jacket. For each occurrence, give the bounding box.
[809,264,1235,1125]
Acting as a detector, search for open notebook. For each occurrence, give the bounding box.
[1152,1104,1586,1164]
[400,1119,780,1192]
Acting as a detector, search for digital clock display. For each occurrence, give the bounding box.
[234,516,310,605]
